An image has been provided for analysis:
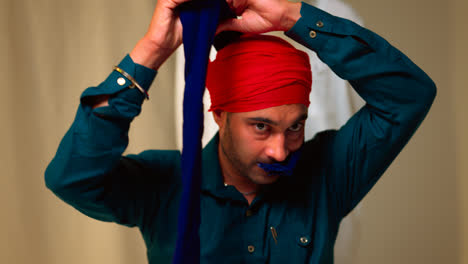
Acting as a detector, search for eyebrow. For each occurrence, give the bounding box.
[294,113,309,123]
[247,117,279,126]
[246,113,308,126]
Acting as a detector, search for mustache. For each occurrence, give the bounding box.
[257,148,302,177]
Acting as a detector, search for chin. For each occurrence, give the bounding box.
[249,167,281,185]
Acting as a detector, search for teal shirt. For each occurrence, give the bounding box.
[45,2,436,263]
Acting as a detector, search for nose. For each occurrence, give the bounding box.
[265,134,289,162]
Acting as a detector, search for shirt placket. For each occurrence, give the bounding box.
[240,199,268,263]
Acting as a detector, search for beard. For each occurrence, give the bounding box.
[220,122,254,180]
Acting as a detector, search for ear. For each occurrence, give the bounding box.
[212,110,227,129]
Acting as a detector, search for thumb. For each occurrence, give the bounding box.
[216,18,245,34]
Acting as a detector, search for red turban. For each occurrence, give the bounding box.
[206,34,312,113]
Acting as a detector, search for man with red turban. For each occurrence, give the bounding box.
[205,33,313,204]
[45,0,436,263]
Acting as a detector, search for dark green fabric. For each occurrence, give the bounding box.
[45,2,436,263]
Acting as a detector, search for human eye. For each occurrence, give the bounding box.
[288,123,303,132]
[254,123,268,132]
[253,123,269,133]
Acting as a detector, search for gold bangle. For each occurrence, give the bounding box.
[113,66,149,100]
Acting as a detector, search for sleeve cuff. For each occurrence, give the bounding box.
[285,2,363,53]
[81,54,157,102]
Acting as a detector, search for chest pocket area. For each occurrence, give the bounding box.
[268,228,314,262]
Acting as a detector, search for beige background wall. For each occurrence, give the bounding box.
[451,0,468,263]
[0,0,465,263]
[345,0,460,263]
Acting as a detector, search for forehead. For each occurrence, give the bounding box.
[233,104,308,124]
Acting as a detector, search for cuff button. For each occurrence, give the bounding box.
[309,30,317,39]
[117,77,126,86]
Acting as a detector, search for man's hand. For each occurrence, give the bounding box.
[130,0,191,70]
[130,0,301,70]
[217,0,301,34]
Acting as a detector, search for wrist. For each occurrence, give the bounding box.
[130,37,173,71]
[281,2,302,31]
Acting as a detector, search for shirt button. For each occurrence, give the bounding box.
[300,236,309,244]
[316,20,324,28]
[245,210,253,217]
[117,77,126,86]
[309,30,317,39]
[247,245,255,253]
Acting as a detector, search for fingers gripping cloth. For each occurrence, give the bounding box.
[174,1,234,263]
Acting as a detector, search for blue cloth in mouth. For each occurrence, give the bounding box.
[257,149,302,177]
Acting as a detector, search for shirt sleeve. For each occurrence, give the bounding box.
[44,55,168,227]
[285,2,437,219]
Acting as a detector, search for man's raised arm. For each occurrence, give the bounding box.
[44,0,190,226]
[284,3,436,220]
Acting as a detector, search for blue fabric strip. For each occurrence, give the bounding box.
[174,1,234,263]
